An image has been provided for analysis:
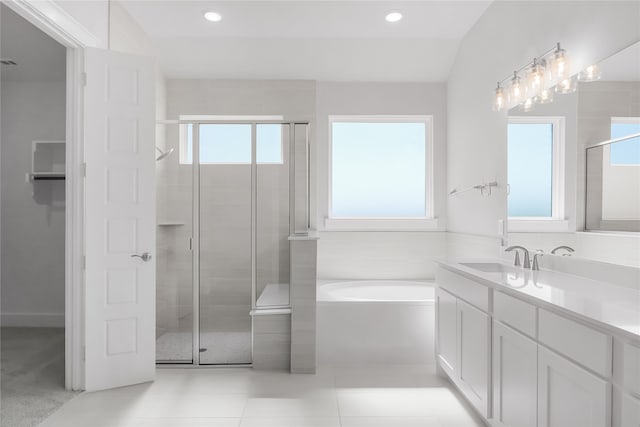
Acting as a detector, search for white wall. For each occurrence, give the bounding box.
[315,82,448,279]
[447,1,640,266]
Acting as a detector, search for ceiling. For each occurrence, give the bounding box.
[0,4,66,82]
[120,0,492,81]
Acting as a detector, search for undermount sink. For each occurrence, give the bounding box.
[460,262,517,273]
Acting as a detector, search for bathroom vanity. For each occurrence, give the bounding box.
[435,260,640,427]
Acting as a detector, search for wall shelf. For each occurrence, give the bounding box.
[158,221,185,226]
[30,140,65,183]
[30,172,66,181]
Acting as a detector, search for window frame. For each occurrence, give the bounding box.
[326,115,436,231]
[507,116,567,232]
[178,115,286,165]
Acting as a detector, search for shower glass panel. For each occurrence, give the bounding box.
[256,124,290,307]
[156,123,194,363]
[198,124,253,364]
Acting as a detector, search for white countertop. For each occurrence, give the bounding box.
[436,259,640,340]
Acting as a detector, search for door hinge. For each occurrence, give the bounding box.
[81,72,87,87]
[82,346,86,361]
[189,237,193,251]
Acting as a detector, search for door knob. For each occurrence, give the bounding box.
[131,252,152,262]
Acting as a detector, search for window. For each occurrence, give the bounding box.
[508,117,565,230]
[180,122,283,164]
[327,116,434,230]
[610,117,640,165]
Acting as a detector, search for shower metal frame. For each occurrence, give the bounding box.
[158,118,310,367]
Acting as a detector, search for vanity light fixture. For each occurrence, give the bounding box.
[492,82,507,111]
[508,71,524,105]
[578,64,602,82]
[385,10,403,22]
[526,58,546,96]
[555,76,578,94]
[548,43,570,80]
[534,88,554,104]
[204,11,222,22]
[493,42,602,112]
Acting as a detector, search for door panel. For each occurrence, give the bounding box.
[538,346,611,427]
[84,48,156,391]
[436,287,457,377]
[198,124,252,364]
[493,321,537,427]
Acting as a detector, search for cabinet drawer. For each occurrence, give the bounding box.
[539,309,612,377]
[614,338,640,397]
[436,267,489,312]
[494,291,536,338]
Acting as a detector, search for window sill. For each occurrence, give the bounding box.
[324,217,439,231]
[508,219,570,233]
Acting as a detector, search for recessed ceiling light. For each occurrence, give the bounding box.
[204,11,222,22]
[385,10,402,23]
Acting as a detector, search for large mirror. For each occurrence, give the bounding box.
[507,41,640,236]
[584,44,640,232]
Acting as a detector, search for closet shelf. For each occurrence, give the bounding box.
[30,172,66,181]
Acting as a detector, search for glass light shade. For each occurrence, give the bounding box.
[493,85,507,111]
[520,98,534,112]
[508,74,524,105]
[534,88,554,104]
[526,60,547,96]
[549,45,570,81]
[578,64,602,82]
[555,76,577,94]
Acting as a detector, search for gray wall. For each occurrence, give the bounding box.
[1,83,66,326]
[446,1,640,266]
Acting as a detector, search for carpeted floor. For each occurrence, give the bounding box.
[0,327,78,427]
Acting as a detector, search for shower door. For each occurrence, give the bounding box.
[197,123,292,364]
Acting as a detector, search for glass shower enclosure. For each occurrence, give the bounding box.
[155,119,309,365]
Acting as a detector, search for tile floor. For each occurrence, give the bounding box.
[38,365,485,427]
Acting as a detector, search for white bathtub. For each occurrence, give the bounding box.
[317,280,435,367]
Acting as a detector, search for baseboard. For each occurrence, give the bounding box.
[1,312,64,327]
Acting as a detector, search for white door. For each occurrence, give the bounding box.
[492,321,537,427]
[436,287,457,378]
[457,299,490,418]
[84,47,156,391]
[538,346,611,427]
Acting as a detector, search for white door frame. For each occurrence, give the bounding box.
[3,0,100,390]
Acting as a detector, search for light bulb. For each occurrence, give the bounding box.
[534,88,554,104]
[385,11,403,22]
[493,83,507,111]
[508,72,523,105]
[204,11,222,22]
[549,43,570,81]
[520,98,535,112]
[578,64,602,82]
[555,76,577,94]
[526,58,547,96]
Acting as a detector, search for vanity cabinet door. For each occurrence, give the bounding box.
[493,321,537,427]
[436,287,457,378]
[457,299,491,418]
[538,346,611,427]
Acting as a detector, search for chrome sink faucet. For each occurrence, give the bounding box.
[505,246,530,268]
[532,249,544,271]
[551,245,575,256]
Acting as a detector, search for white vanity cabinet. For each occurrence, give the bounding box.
[435,264,638,427]
[435,269,491,419]
[492,321,537,427]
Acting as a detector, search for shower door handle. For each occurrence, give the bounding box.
[131,252,152,262]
